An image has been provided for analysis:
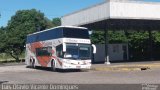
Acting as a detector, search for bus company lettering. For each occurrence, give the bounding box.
[65,39,90,43]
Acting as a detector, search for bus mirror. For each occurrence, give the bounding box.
[89,30,93,35]
[92,44,96,54]
[63,43,66,52]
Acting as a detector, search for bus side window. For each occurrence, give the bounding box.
[56,44,63,58]
[36,47,52,56]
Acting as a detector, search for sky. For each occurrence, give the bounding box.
[0,0,160,27]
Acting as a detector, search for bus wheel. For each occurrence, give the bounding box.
[51,60,56,72]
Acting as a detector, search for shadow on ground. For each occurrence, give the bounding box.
[27,66,88,73]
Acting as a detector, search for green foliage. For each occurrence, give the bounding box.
[7,9,53,32]
[128,31,149,49]
[0,27,6,52]
[109,31,128,43]
[91,30,127,44]
[0,9,53,62]
[91,31,105,44]
[152,31,160,43]
[127,31,149,60]
[52,18,61,27]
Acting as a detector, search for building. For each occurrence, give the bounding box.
[62,0,160,64]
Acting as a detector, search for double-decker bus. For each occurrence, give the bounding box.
[25,26,96,71]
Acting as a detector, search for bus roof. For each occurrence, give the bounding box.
[27,26,88,36]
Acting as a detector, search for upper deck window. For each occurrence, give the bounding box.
[63,28,89,39]
[26,27,89,44]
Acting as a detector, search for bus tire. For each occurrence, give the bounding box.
[29,59,32,68]
[51,60,56,72]
[31,59,36,69]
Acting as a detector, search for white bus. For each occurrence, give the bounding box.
[25,26,96,71]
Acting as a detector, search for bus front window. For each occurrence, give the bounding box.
[64,44,91,60]
[64,44,78,59]
[79,45,91,60]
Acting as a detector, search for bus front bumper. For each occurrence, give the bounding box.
[62,63,91,69]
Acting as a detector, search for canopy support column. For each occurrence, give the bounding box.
[104,25,111,65]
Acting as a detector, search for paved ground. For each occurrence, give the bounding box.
[92,61,160,71]
[0,64,160,84]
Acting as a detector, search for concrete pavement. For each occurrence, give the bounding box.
[91,61,160,72]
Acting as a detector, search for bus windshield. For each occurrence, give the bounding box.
[64,44,91,60]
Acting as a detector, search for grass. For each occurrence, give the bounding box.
[0,53,25,63]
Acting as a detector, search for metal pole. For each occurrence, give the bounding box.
[104,25,111,65]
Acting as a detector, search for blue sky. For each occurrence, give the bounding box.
[0,0,159,27]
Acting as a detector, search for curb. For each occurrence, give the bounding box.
[92,67,149,72]
[91,63,160,72]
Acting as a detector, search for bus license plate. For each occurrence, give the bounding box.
[76,66,81,68]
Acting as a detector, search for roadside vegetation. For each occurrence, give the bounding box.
[0,53,25,63]
[91,30,160,60]
[0,9,61,63]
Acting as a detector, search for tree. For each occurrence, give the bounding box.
[109,31,127,43]
[0,27,6,53]
[152,31,160,43]
[91,30,127,44]
[91,31,105,44]
[2,9,53,62]
[127,31,149,60]
[52,18,61,27]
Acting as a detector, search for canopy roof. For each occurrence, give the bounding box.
[62,0,160,30]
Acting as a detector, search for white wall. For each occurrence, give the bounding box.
[110,1,160,20]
